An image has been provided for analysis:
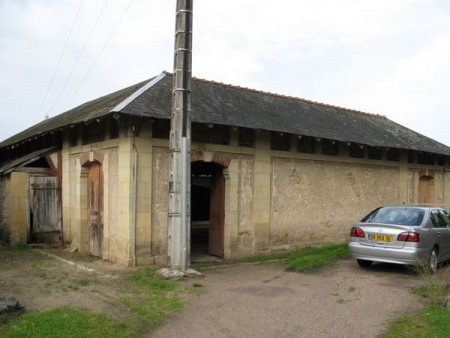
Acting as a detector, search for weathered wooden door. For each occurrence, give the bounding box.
[31,176,61,243]
[209,170,224,257]
[418,176,431,204]
[88,162,103,257]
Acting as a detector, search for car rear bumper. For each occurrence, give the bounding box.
[348,242,430,265]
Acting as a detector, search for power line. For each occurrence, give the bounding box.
[35,0,85,123]
[66,0,135,109]
[48,0,110,116]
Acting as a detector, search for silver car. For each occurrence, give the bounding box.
[349,206,450,272]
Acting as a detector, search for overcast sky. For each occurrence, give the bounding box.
[1,0,450,146]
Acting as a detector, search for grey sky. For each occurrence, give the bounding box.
[1,0,450,146]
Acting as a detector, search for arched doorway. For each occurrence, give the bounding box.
[87,162,103,257]
[191,161,224,258]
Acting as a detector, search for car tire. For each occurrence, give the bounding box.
[357,259,372,268]
[429,247,439,274]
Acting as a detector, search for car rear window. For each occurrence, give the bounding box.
[362,207,424,226]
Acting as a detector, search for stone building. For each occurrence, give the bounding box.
[1,71,450,266]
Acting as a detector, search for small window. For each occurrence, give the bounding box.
[386,148,399,162]
[321,140,339,156]
[82,120,105,145]
[238,127,254,148]
[407,151,415,164]
[69,127,78,147]
[297,136,315,154]
[270,132,290,151]
[349,144,364,158]
[418,152,435,165]
[368,147,382,160]
[152,119,170,139]
[192,123,230,145]
[110,118,120,140]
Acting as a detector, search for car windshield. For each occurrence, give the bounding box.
[362,207,425,226]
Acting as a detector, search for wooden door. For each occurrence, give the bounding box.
[418,176,431,204]
[31,176,61,243]
[88,162,103,257]
[209,169,224,257]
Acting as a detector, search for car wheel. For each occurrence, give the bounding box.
[429,247,439,274]
[357,259,372,268]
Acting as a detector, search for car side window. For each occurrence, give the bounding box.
[430,210,444,228]
[439,210,450,227]
[431,210,439,228]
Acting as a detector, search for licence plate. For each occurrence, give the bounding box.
[369,234,394,242]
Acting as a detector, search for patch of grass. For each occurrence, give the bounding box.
[119,267,185,324]
[387,304,450,338]
[10,243,31,252]
[286,243,350,273]
[191,242,350,272]
[0,308,134,338]
[192,282,202,288]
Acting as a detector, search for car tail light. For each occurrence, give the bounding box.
[397,232,420,242]
[350,227,365,238]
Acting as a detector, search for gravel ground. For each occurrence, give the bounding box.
[151,259,437,338]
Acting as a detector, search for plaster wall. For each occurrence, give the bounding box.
[270,159,399,249]
[0,175,10,242]
[236,156,254,253]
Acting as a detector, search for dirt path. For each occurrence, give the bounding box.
[151,261,429,338]
[1,246,446,337]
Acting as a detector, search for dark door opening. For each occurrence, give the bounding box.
[191,162,224,259]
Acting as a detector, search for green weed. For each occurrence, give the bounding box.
[286,243,350,272]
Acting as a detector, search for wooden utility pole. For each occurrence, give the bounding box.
[166,0,193,277]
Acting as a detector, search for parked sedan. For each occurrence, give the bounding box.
[349,206,450,272]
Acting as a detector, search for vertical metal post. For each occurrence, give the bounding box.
[167,0,193,276]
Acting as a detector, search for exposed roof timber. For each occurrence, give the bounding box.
[0,146,57,175]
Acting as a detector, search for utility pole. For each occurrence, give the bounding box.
[165,0,193,277]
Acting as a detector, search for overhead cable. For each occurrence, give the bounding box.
[66,0,135,109]
[48,0,110,116]
[35,0,85,122]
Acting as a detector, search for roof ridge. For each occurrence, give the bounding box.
[163,70,384,119]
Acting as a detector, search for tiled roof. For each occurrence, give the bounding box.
[2,71,450,156]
